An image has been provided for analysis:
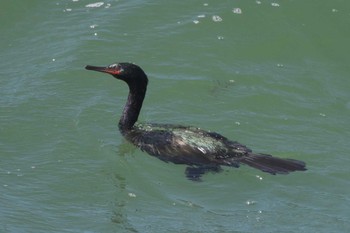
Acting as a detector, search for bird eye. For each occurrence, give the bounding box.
[107,63,124,75]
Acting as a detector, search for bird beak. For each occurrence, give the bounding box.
[85,65,121,75]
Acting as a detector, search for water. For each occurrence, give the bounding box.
[1,0,350,232]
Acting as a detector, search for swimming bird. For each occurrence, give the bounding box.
[85,62,306,181]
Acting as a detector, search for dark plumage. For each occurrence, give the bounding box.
[85,62,306,181]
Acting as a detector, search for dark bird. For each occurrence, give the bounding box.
[85,62,306,181]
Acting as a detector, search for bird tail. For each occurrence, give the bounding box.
[240,153,306,175]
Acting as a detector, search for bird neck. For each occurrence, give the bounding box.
[118,84,147,135]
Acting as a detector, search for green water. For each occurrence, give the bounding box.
[1,0,350,232]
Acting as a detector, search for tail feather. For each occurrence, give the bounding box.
[240,153,306,175]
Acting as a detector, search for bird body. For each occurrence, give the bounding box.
[85,62,306,181]
[126,122,248,166]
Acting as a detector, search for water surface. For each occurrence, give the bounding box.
[1,1,350,232]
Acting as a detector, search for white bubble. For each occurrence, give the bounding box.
[86,2,104,8]
[128,192,136,198]
[212,15,222,22]
[271,3,280,7]
[232,8,242,14]
[246,200,257,205]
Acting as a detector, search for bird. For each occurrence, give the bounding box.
[85,62,306,181]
